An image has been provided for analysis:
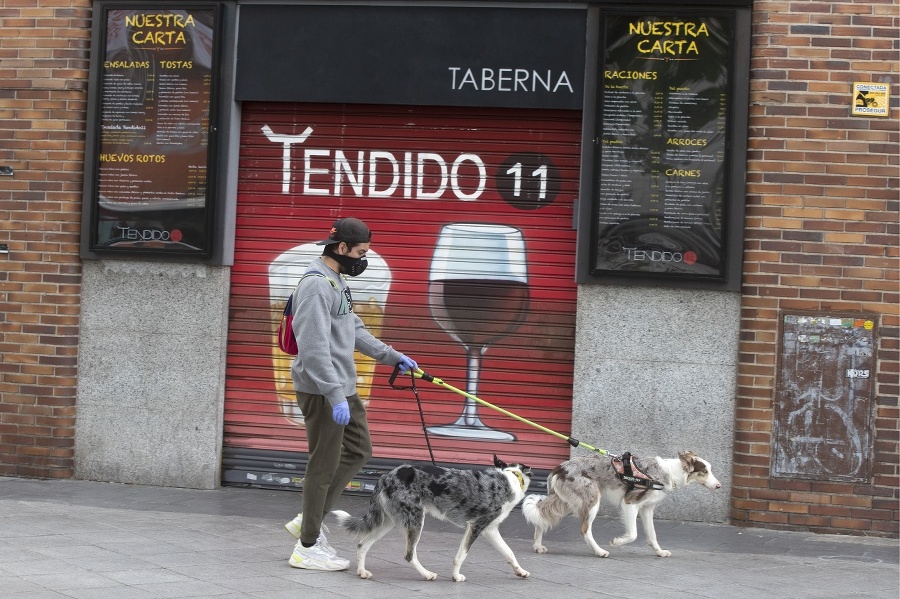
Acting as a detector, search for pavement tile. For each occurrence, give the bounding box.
[62,586,159,599]
[132,579,237,598]
[214,573,309,594]
[103,567,194,585]
[0,576,58,595]
[21,570,120,592]
[0,558,87,577]
[2,592,73,599]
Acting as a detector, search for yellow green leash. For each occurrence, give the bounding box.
[390,366,611,456]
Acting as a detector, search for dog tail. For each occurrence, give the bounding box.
[522,494,547,530]
[331,491,388,537]
[331,509,356,531]
[522,475,569,532]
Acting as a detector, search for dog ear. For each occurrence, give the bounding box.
[678,451,697,472]
[493,454,508,469]
[521,464,532,476]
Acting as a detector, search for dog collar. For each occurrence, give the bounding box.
[511,469,526,491]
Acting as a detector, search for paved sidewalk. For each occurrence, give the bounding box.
[0,476,896,599]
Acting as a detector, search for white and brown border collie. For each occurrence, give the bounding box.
[523,451,720,558]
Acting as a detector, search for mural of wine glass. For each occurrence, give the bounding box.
[427,223,530,441]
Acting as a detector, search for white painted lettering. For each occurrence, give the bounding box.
[497,68,512,91]
[515,69,529,91]
[368,151,399,197]
[403,152,413,199]
[262,125,488,201]
[460,68,477,89]
[554,71,574,93]
[303,148,330,196]
[417,153,448,199]
[533,70,551,91]
[447,68,574,94]
[261,125,313,194]
[450,154,486,200]
[334,150,365,195]
[448,67,461,88]
[481,69,495,91]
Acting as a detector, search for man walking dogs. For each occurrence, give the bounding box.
[284,217,418,571]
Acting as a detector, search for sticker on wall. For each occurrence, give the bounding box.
[851,82,890,118]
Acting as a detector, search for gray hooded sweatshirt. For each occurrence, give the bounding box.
[290,257,403,408]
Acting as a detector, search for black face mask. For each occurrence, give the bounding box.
[324,245,368,277]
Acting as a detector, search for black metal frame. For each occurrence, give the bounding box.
[80,1,233,261]
[575,4,751,290]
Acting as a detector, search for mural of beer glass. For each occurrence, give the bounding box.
[427,223,530,441]
[268,244,391,426]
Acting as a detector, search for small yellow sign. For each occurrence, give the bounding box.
[851,82,890,117]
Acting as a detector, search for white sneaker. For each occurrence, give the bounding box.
[284,513,304,538]
[288,539,349,571]
[284,514,337,557]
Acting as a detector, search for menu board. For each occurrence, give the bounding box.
[592,15,732,279]
[88,7,219,255]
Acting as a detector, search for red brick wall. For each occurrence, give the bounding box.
[734,0,899,536]
[0,0,91,477]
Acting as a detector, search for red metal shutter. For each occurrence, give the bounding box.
[225,103,580,481]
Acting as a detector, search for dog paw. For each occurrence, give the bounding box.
[655,549,672,557]
[533,544,548,554]
[452,573,466,582]
[594,548,610,558]
[610,536,634,547]
[423,571,438,581]
[515,567,530,578]
[358,568,373,579]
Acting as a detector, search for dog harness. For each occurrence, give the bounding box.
[612,452,664,491]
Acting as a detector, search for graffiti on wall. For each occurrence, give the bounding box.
[772,314,877,482]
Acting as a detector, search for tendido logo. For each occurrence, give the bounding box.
[623,247,697,265]
[262,124,487,199]
[117,225,183,242]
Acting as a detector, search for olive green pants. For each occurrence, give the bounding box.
[296,392,372,547]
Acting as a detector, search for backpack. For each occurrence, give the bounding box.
[276,271,338,355]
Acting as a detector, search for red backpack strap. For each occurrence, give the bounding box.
[277,292,298,355]
[275,271,337,356]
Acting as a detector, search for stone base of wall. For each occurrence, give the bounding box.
[74,261,230,490]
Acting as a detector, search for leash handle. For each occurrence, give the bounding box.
[390,365,431,388]
[389,363,402,388]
